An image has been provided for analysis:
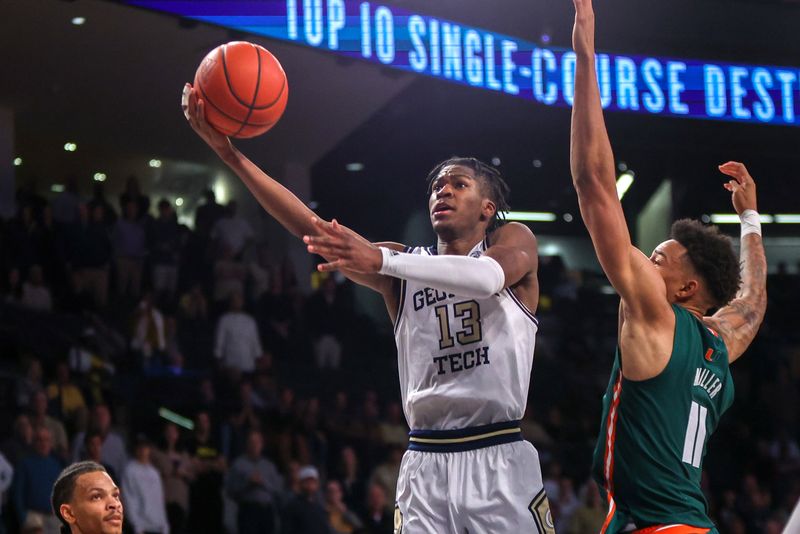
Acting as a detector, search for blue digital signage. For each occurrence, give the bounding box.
[126,0,800,127]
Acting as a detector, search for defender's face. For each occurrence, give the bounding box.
[62,471,123,534]
[649,239,690,302]
[428,165,493,236]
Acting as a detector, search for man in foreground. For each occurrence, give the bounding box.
[52,461,123,534]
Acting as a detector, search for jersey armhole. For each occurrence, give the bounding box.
[393,278,407,334]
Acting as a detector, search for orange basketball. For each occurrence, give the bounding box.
[193,41,288,139]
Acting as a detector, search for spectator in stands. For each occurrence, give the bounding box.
[28,391,68,463]
[377,402,407,449]
[15,357,43,410]
[51,175,81,226]
[177,283,211,368]
[361,483,392,534]
[151,423,193,534]
[149,199,182,302]
[130,292,166,368]
[46,362,87,434]
[67,203,112,310]
[112,199,147,299]
[193,189,225,239]
[31,205,61,299]
[564,479,605,534]
[11,426,62,533]
[554,476,579,531]
[306,276,346,370]
[368,446,403,501]
[5,205,39,277]
[119,175,150,221]
[121,435,169,534]
[2,267,23,305]
[214,291,264,377]
[87,182,118,228]
[248,245,274,304]
[1,415,34,466]
[82,430,118,483]
[186,411,226,534]
[212,244,247,310]
[210,200,253,259]
[227,429,283,534]
[19,265,52,312]
[67,328,115,405]
[71,404,127,479]
[333,446,364,515]
[325,479,362,534]
[282,465,330,534]
[0,452,12,534]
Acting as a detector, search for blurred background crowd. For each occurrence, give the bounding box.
[0,176,798,533]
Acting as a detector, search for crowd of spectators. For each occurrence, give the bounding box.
[0,176,798,533]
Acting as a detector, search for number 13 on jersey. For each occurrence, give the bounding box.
[434,300,483,350]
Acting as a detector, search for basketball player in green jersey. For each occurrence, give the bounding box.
[570,0,767,532]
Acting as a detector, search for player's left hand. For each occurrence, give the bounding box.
[304,217,383,273]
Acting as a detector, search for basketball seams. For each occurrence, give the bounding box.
[197,81,279,128]
[231,43,262,138]
[220,44,254,109]
[247,50,287,110]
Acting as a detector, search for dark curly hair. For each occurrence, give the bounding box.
[670,219,741,309]
[426,157,511,231]
[52,461,108,534]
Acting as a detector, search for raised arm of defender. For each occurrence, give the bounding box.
[569,0,670,320]
[704,162,767,363]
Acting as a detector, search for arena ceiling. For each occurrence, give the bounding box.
[2,0,800,240]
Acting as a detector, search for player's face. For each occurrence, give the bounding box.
[61,471,123,534]
[428,165,494,237]
[649,239,694,303]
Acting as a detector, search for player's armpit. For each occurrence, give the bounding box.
[483,222,538,288]
[704,298,764,363]
[705,232,767,363]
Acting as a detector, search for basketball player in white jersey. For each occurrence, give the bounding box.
[183,84,552,533]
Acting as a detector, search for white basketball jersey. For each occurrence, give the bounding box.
[394,239,538,430]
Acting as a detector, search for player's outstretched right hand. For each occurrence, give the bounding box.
[181,83,233,156]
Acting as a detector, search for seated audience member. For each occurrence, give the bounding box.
[12,427,62,533]
[362,483,393,534]
[46,363,88,434]
[226,429,283,534]
[151,423,193,534]
[325,479,363,534]
[19,265,52,312]
[121,436,169,534]
[28,391,69,463]
[214,291,264,377]
[282,465,330,534]
[71,405,127,479]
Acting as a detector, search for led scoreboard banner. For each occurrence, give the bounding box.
[126,0,800,127]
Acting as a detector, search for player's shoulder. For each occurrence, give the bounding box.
[489,222,537,246]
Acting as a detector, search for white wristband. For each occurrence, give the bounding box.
[740,209,762,238]
[378,246,506,298]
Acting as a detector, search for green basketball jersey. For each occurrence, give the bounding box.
[591,304,735,532]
